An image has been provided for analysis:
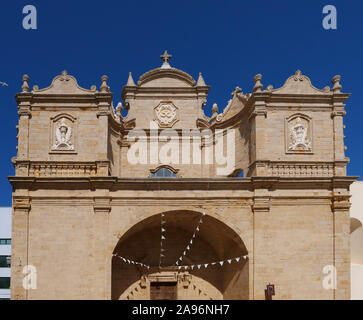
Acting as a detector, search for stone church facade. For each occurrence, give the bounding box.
[9,52,356,300]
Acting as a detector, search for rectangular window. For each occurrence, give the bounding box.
[0,277,10,289]
[0,256,11,268]
[0,239,11,245]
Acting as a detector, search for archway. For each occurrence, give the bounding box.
[111,210,249,300]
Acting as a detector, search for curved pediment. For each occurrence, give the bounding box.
[137,68,196,87]
[32,70,97,94]
[272,70,331,95]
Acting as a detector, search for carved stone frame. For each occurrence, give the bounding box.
[285,113,313,154]
[153,101,179,128]
[49,113,78,154]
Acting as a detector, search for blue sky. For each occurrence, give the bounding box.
[0,0,362,205]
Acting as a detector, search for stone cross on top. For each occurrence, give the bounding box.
[160,50,172,68]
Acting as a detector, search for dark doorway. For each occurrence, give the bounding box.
[150,282,177,300]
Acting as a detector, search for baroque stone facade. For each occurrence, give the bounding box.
[9,52,356,300]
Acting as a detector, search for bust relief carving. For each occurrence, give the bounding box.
[285,114,313,153]
[50,113,77,154]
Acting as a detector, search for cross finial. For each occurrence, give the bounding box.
[160,50,172,63]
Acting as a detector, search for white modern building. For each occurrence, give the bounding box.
[0,181,361,300]
[0,207,11,300]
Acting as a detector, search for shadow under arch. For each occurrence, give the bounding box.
[111,210,249,300]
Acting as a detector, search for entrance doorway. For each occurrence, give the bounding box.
[150,282,177,300]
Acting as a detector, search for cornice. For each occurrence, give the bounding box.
[8,176,358,191]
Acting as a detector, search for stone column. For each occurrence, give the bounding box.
[251,183,271,300]
[331,192,351,300]
[11,196,30,300]
[248,77,269,176]
[92,196,111,299]
[331,76,350,176]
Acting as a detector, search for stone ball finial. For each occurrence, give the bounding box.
[253,74,263,93]
[100,75,110,93]
[116,102,123,118]
[332,75,342,93]
[212,103,219,117]
[22,74,30,93]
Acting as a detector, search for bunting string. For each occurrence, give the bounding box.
[159,213,166,267]
[113,253,151,269]
[176,255,248,271]
[175,212,206,266]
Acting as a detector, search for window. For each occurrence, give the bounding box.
[0,239,11,245]
[0,277,10,289]
[150,167,177,178]
[0,256,11,268]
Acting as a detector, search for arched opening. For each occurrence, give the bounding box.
[111,210,249,300]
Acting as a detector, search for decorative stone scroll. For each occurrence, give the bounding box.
[49,113,77,154]
[154,102,179,128]
[285,114,313,153]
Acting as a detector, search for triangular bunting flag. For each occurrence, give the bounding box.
[191,266,194,270]
[161,248,165,252]
[178,266,181,270]
[202,212,206,216]
[211,262,216,265]
[199,219,203,224]
[196,226,200,231]
[176,261,179,265]
[228,259,232,264]
[122,258,126,262]
[243,255,247,259]
[161,213,165,217]
[160,254,165,257]
[190,239,193,244]
[179,257,183,261]
[183,251,186,255]
[161,235,165,240]
[161,221,166,225]
[186,245,190,250]
[204,264,208,268]
[161,228,166,232]
[235,257,240,262]
[192,233,196,238]
[219,261,224,266]
[198,265,201,269]
[127,259,130,263]
[131,261,135,264]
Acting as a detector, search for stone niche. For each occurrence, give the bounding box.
[49,113,77,154]
[285,113,313,154]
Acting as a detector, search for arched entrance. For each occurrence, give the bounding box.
[111,210,249,300]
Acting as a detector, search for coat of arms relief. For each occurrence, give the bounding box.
[286,114,312,153]
[50,114,77,153]
[154,102,179,128]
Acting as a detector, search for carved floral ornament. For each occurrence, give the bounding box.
[50,114,77,153]
[154,102,179,127]
[286,114,313,153]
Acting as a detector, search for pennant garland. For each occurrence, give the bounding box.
[175,212,206,265]
[159,213,166,267]
[176,255,248,271]
[113,253,151,269]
